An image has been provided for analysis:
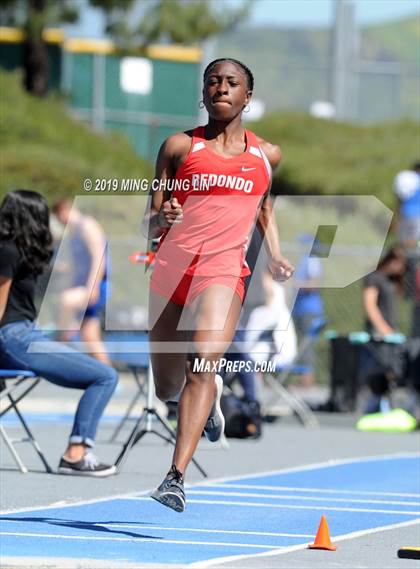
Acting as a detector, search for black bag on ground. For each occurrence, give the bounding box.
[360,340,408,385]
[220,392,262,439]
[328,337,360,412]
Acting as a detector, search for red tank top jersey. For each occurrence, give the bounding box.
[155,126,271,277]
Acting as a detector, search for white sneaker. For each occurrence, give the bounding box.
[203,375,225,442]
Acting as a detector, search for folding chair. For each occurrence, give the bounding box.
[260,317,327,428]
[104,332,150,442]
[0,370,53,473]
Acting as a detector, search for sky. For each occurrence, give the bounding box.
[66,0,419,38]
[247,0,419,27]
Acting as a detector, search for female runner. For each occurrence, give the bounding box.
[142,58,294,512]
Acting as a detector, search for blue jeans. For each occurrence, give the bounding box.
[0,320,118,448]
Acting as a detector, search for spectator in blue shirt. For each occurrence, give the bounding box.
[292,234,324,387]
[394,162,420,249]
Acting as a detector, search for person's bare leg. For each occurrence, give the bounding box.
[172,285,241,474]
[63,443,86,461]
[58,287,88,341]
[301,371,314,388]
[149,290,189,402]
[81,317,111,365]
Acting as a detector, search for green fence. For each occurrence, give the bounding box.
[0,28,201,161]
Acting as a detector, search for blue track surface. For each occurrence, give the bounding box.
[2,413,121,425]
[1,455,419,566]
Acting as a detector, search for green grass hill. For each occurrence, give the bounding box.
[0,69,151,203]
[251,112,418,208]
[363,15,420,62]
[217,15,420,119]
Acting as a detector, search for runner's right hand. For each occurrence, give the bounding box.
[158,197,184,228]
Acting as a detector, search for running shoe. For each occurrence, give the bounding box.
[204,374,225,442]
[151,465,186,513]
[58,452,116,477]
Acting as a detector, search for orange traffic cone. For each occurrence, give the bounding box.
[308,515,337,551]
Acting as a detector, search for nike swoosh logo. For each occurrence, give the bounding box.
[241,167,256,172]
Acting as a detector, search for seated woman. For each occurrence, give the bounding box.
[0,190,118,476]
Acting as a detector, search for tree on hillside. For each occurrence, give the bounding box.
[2,0,135,96]
[81,0,254,52]
[2,0,78,95]
[3,0,251,97]
[141,0,251,45]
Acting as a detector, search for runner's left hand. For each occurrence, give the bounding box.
[269,256,294,282]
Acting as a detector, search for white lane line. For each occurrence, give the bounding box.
[203,452,420,486]
[0,531,283,549]
[0,558,144,569]
[206,483,420,499]
[189,518,420,568]
[187,490,420,507]
[127,496,420,516]
[0,520,314,538]
[1,452,418,515]
[107,526,313,538]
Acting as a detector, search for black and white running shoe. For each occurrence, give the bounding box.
[151,465,186,513]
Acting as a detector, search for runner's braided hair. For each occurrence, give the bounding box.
[203,58,254,91]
